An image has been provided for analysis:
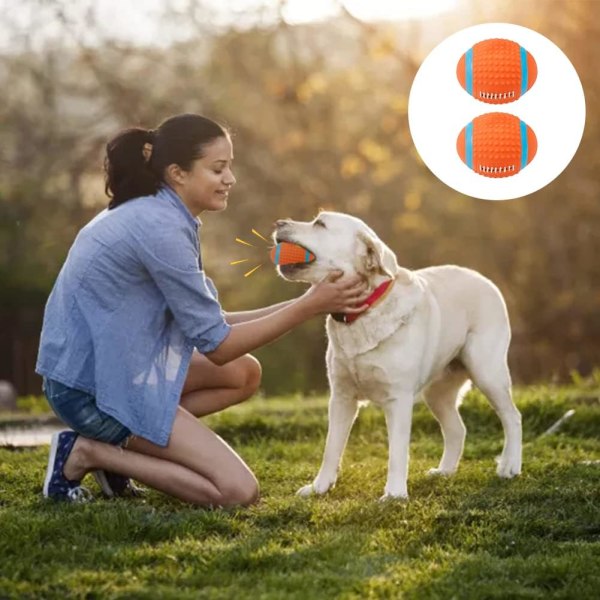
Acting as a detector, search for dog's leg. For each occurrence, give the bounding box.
[474,371,521,478]
[424,369,469,476]
[380,393,414,500]
[297,395,359,497]
[462,336,522,478]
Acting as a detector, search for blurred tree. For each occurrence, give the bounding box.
[0,0,598,395]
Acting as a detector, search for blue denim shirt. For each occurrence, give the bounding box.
[36,185,231,446]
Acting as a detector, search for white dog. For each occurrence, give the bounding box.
[274,211,522,500]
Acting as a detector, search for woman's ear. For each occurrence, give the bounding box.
[164,163,187,186]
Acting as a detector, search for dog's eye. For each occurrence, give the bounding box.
[314,219,327,228]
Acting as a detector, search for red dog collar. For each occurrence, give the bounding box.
[331,279,395,324]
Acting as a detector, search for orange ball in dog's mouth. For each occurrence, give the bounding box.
[270,241,316,265]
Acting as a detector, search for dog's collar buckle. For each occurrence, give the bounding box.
[330,278,395,325]
[331,312,348,323]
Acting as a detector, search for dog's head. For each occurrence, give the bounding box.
[272,211,399,285]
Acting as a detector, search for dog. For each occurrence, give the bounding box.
[273,211,522,500]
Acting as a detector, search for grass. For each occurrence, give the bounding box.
[0,382,599,599]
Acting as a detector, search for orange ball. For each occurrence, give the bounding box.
[457,38,537,104]
[457,112,537,178]
[270,242,316,265]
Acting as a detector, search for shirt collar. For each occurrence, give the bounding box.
[156,184,202,228]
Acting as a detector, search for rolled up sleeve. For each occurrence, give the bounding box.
[205,276,219,300]
[134,231,231,354]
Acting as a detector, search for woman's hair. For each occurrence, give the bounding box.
[104,113,229,209]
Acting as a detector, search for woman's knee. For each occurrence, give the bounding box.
[218,474,260,508]
[241,354,262,396]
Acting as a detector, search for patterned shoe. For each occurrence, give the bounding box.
[43,431,93,503]
[93,470,145,498]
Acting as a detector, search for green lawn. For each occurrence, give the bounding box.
[0,382,599,599]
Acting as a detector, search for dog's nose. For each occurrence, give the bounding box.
[274,219,289,228]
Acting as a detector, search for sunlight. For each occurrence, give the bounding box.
[6,0,462,50]
[182,0,460,27]
[282,0,459,24]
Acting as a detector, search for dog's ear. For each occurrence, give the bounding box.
[356,231,397,278]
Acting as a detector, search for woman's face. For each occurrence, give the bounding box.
[174,135,236,215]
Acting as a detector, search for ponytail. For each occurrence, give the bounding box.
[104,128,159,209]
[104,114,228,209]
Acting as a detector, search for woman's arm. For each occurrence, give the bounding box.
[205,273,369,366]
[224,300,295,324]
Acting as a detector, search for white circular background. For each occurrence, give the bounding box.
[408,23,586,201]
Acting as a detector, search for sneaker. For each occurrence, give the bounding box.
[93,470,145,499]
[43,431,93,503]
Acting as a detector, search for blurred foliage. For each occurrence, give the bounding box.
[15,394,51,415]
[0,0,599,394]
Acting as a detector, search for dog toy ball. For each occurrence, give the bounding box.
[457,38,537,104]
[456,112,537,178]
[270,242,316,265]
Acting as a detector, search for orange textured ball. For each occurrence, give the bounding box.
[457,112,537,178]
[270,241,316,265]
[457,38,537,104]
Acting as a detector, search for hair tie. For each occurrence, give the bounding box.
[142,142,153,163]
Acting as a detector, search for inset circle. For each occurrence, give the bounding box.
[408,23,585,201]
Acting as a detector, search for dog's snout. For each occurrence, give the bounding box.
[274,219,289,228]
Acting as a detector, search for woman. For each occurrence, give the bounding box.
[36,113,369,506]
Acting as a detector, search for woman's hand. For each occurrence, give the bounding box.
[301,271,371,316]
[206,271,370,366]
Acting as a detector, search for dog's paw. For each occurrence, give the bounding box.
[296,479,333,497]
[296,484,315,497]
[379,492,409,503]
[496,458,521,479]
[426,467,455,477]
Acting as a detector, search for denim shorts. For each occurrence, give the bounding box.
[43,377,131,446]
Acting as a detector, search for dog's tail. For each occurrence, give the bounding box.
[456,379,472,407]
